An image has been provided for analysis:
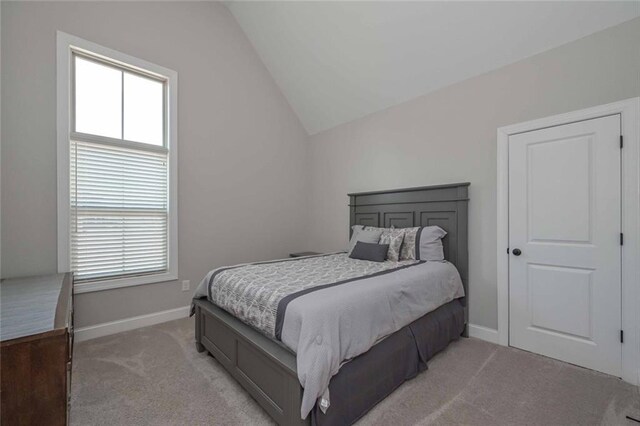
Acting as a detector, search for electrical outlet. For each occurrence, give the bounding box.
[181,280,190,292]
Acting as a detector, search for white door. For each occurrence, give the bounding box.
[508,115,622,377]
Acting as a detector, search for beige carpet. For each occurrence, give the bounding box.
[71,317,639,425]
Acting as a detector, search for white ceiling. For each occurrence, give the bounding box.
[227,1,639,135]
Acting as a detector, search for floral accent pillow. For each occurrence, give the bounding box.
[379,228,405,262]
[399,227,420,260]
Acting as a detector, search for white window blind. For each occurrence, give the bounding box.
[71,140,168,281]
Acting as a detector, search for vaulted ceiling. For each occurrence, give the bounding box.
[227,1,639,135]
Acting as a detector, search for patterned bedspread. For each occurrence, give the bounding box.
[205,253,418,338]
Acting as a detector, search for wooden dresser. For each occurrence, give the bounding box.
[1,273,74,426]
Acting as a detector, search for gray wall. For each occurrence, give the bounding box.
[1,2,309,327]
[306,18,640,330]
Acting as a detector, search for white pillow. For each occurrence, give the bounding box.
[417,226,447,261]
[348,225,384,254]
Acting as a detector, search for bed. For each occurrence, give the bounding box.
[192,182,469,425]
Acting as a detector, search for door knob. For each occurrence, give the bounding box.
[512,248,522,256]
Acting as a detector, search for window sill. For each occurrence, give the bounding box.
[73,271,177,294]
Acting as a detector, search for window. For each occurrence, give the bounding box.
[58,32,177,292]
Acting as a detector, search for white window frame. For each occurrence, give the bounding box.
[57,31,178,293]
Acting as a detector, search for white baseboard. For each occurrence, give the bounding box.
[468,324,499,344]
[75,305,190,343]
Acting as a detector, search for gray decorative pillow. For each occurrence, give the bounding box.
[399,227,420,260]
[348,225,384,254]
[349,242,389,262]
[417,226,447,261]
[379,228,405,262]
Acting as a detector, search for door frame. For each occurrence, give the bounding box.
[496,98,640,386]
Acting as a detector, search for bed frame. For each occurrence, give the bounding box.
[193,182,469,425]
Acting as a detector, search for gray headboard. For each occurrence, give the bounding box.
[348,182,469,333]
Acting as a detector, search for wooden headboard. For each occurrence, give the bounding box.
[348,182,470,333]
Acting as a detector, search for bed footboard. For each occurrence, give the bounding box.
[194,299,308,426]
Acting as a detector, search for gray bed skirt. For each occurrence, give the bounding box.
[311,299,465,426]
